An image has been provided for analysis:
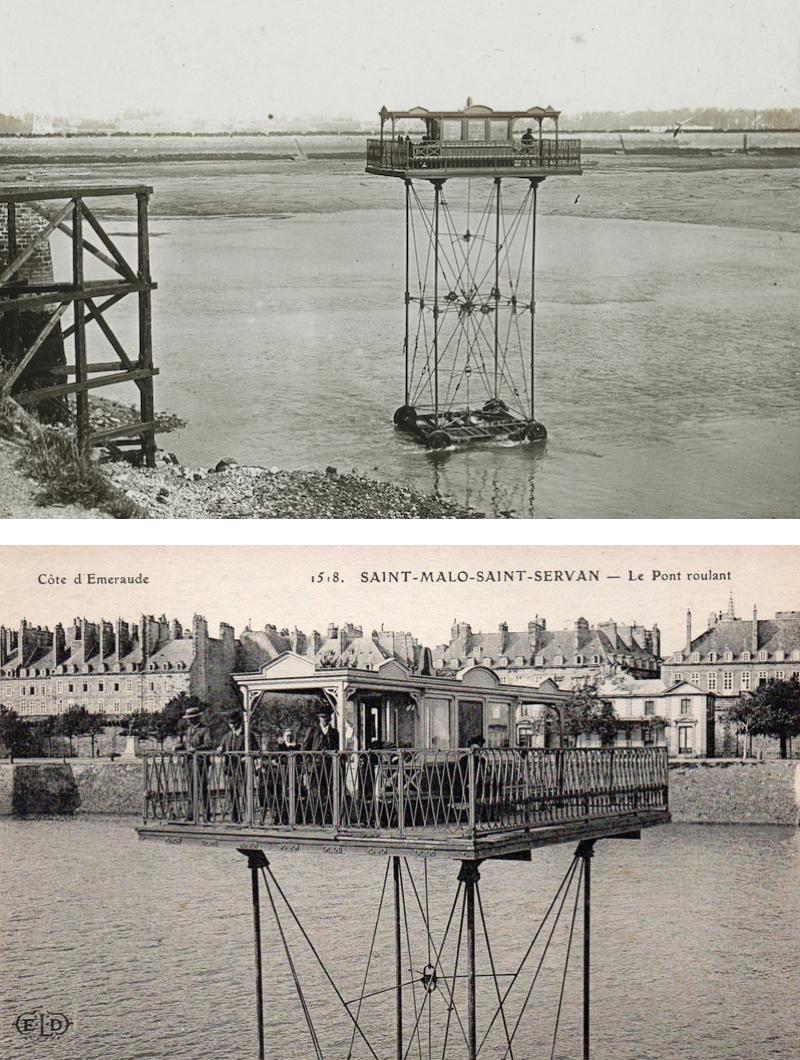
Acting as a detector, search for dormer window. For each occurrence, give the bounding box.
[481,657,492,667]
[672,652,683,663]
[741,651,751,662]
[575,655,584,665]
[497,656,508,667]
[514,656,524,667]
[592,655,601,665]
[554,655,565,666]
[708,653,717,663]
[774,650,785,662]
[534,654,544,666]
[723,651,733,663]
[691,653,700,664]
[758,650,768,662]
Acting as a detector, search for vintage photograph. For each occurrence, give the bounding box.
[1,0,798,518]
[1,545,798,1059]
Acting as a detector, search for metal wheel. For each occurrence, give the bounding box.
[426,430,452,450]
[526,420,548,442]
[393,404,418,428]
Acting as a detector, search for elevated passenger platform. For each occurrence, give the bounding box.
[366,104,582,180]
[137,746,670,861]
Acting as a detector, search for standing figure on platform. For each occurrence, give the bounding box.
[176,705,212,821]
[273,726,299,824]
[217,708,258,823]
[303,705,340,824]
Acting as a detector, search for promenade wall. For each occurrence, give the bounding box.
[668,759,800,825]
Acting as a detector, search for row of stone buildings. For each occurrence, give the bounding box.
[2,601,798,756]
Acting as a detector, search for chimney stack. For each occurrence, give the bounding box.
[685,610,692,654]
[751,606,758,653]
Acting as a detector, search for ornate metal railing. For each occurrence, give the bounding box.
[366,138,581,172]
[143,747,668,836]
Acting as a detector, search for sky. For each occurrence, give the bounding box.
[0,546,797,657]
[1,0,798,123]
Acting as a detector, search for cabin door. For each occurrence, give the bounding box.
[360,696,386,749]
[457,699,484,747]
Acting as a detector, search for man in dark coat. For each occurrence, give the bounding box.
[216,708,258,823]
[303,706,339,823]
[176,705,212,820]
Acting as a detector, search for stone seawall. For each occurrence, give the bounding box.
[669,759,800,825]
[0,759,141,815]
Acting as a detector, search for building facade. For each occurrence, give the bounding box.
[596,676,715,757]
[660,601,800,699]
[0,617,424,719]
[0,615,238,718]
[435,617,661,688]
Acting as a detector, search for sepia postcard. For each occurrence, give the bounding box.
[0,0,798,519]
[1,544,798,1059]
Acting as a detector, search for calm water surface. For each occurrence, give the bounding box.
[52,200,798,518]
[1,819,798,1059]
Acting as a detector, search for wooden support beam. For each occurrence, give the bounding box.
[1,184,153,203]
[80,201,139,283]
[136,191,157,468]
[27,201,131,279]
[0,201,73,285]
[72,198,89,452]
[88,419,157,444]
[2,302,70,394]
[16,366,158,406]
[60,292,126,340]
[49,361,133,376]
[84,297,136,370]
[0,280,155,314]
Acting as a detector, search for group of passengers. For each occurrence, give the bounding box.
[174,702,496,828]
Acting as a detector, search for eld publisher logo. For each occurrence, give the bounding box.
[14,1009,72,1042]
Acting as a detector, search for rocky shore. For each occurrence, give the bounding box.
[107,453,482,519]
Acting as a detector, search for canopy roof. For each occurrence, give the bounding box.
[379,104,560,123]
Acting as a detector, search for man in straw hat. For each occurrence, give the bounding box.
[176,703,212,821]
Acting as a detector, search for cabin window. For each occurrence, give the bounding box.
[396,705,415,749]
[428,698,451,750]
[458,700,484,746]
[488,119,508,141]
[442,120,462,140]
[466,120,486,141]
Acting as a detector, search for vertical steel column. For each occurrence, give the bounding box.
[459,860,481,1059]
[72,199,89,453]
[494,178,501,400]
[432,180,442,423]
[393,856,403,1060]
[243,688,255,826]
[404,179,411,407]
[577,840,595,1060]
[530,180,538,422]
[136,191,156,467]
[241,849,268,1060]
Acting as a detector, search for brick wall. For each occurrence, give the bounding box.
[0,202,67,419]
